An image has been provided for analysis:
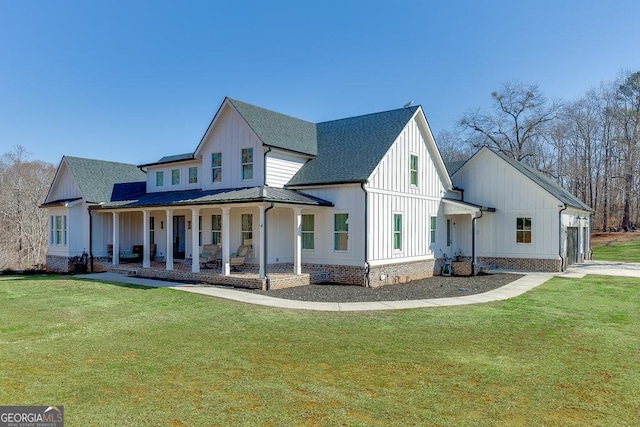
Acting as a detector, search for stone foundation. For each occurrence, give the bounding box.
[46,255,70,273]
[368,259,437,288]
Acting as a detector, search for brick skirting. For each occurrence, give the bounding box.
[368,259,437,287]
[477,256,562,272]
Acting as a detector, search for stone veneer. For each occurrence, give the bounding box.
[46,255,71,273]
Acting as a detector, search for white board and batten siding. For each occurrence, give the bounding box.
[366,117,448,265]
[197,105,265,191]
[46,161,82,203]
[146,160,202,193]
[452,149,561,259]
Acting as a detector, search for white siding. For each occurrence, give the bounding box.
[366,117,448,265]
[452,149,562,259]
[146,160,202,193]
[46,162,82,202]
[198,106,265,190]
[265,151,307,188]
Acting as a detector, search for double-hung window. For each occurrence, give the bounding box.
[393,214,402,250]
[171,169,180,185]
[430,216,437,244]
[241,214,253,248]
[301,214,314,250]
[334,213,349,251]
[516,217,532,243]
[189,167,198,184]
[156,171,164,187]
[241,148,253,180]
[50,215,67,246]
[410,154,419,186]
[211,214,221,245]
[212,152,222,182]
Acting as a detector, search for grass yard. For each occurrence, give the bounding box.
[592,232,640,262]
[1,275,639,426]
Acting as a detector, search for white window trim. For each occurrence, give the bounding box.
[410,153,419,187]
[171,169,180,186]
[430,215,437,246]
[241,147,254,181]
[188,167,198,184]
[393,212,403,252]
[301,214,315,251]
[333,212,349,252]
[212,152,222,183]
[516,216,533,244]
[156,171,164,187]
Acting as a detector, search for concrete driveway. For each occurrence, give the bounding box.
[567,260,640,278]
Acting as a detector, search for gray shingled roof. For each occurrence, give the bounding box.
[228,98,318,156]
[98,186,333,209]
[495,152,592,211]
[445,160,466,176]
[287,106,420,186]
[63,156,146,204]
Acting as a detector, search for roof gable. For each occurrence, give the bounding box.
[287,106,420,186]
[62,156,146,204]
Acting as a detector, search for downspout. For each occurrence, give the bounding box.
[558,203,568,271]
[361,182,370,287]
[88,207,94,272]
[471,210,483,276]
[263,202,275,290]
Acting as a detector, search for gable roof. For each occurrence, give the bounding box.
[56,156,146,204]
[286,106,420,186]
[227,98,318,156]
[454,148,593,212]
[444,160,466,176]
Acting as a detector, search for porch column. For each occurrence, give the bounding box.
[112,211,120,266]
[222,207,230,276]
[259,205,266,279]
[142,209,150,268]
[293,207,302,275]
[191,207,200,273]
[165,209,174,271]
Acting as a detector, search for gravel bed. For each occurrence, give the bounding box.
[240,273,523,303]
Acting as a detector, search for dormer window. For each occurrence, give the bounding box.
[242,148,253,180]
[156,171,164,187]
[188,166,198,184]
[171,169,180,185]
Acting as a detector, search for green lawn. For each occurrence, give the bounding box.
[1,275,639,426]
[592,237,640,262]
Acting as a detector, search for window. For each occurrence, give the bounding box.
[301,214,314,250]
[211,214,221,245]
[198,216,202,246]
[446,219,452,247]
[393,214,402,250]
[171,169,180,185]
[156,171,164,187]
[334,213,349,251]
[241,213,253,248]
[410,154,418,186]
[241,148,253,180]
[150,217,155,245]
[517,217,532,243]
[430,216,437,244]
[50,215,67,246]
[212,152,222,182]
[189,167,198,184]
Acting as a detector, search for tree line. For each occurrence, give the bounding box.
[438,69,640,232]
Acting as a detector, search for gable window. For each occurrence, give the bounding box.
[410,154,419,186]
[150,217,155,245]
[171,169,180,185]
[241,213,253,248]
[189,167,198,184]
[156,171,164,187]
[516,217,532,243]
[302,214,314,250]
[430,216,437,244]
[50,215,67,246]
[241,148,253,180]
[211,214,221,245]
[393,214,402,250]
[334,213,349,251]
[212,152,222,182]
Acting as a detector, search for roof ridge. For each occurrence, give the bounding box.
[317,105,420,125]
[227,97,316,125]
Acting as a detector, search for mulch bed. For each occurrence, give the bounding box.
[242,273,523,303]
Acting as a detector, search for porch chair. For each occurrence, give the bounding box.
[230,245,249,272]
[199,244,221,269]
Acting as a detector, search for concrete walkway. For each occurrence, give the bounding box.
[76,262,640,312]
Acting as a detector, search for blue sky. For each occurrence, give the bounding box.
[1,0,639,166]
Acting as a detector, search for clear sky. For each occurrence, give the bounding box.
[1,0,639,166]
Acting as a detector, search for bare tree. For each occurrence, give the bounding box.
[435,129,475,163]
[0,146,56,270]
[459,81,562,167]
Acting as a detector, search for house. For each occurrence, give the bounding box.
[444,147,593,273]
[41,97,592,288]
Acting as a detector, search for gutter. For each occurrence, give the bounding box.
[361,182,370,287]
[558,203,567,271]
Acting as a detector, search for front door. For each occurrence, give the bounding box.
[173,216,186,259]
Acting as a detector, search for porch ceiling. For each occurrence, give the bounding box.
[95,186,333,210]
[442,198,494,216]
